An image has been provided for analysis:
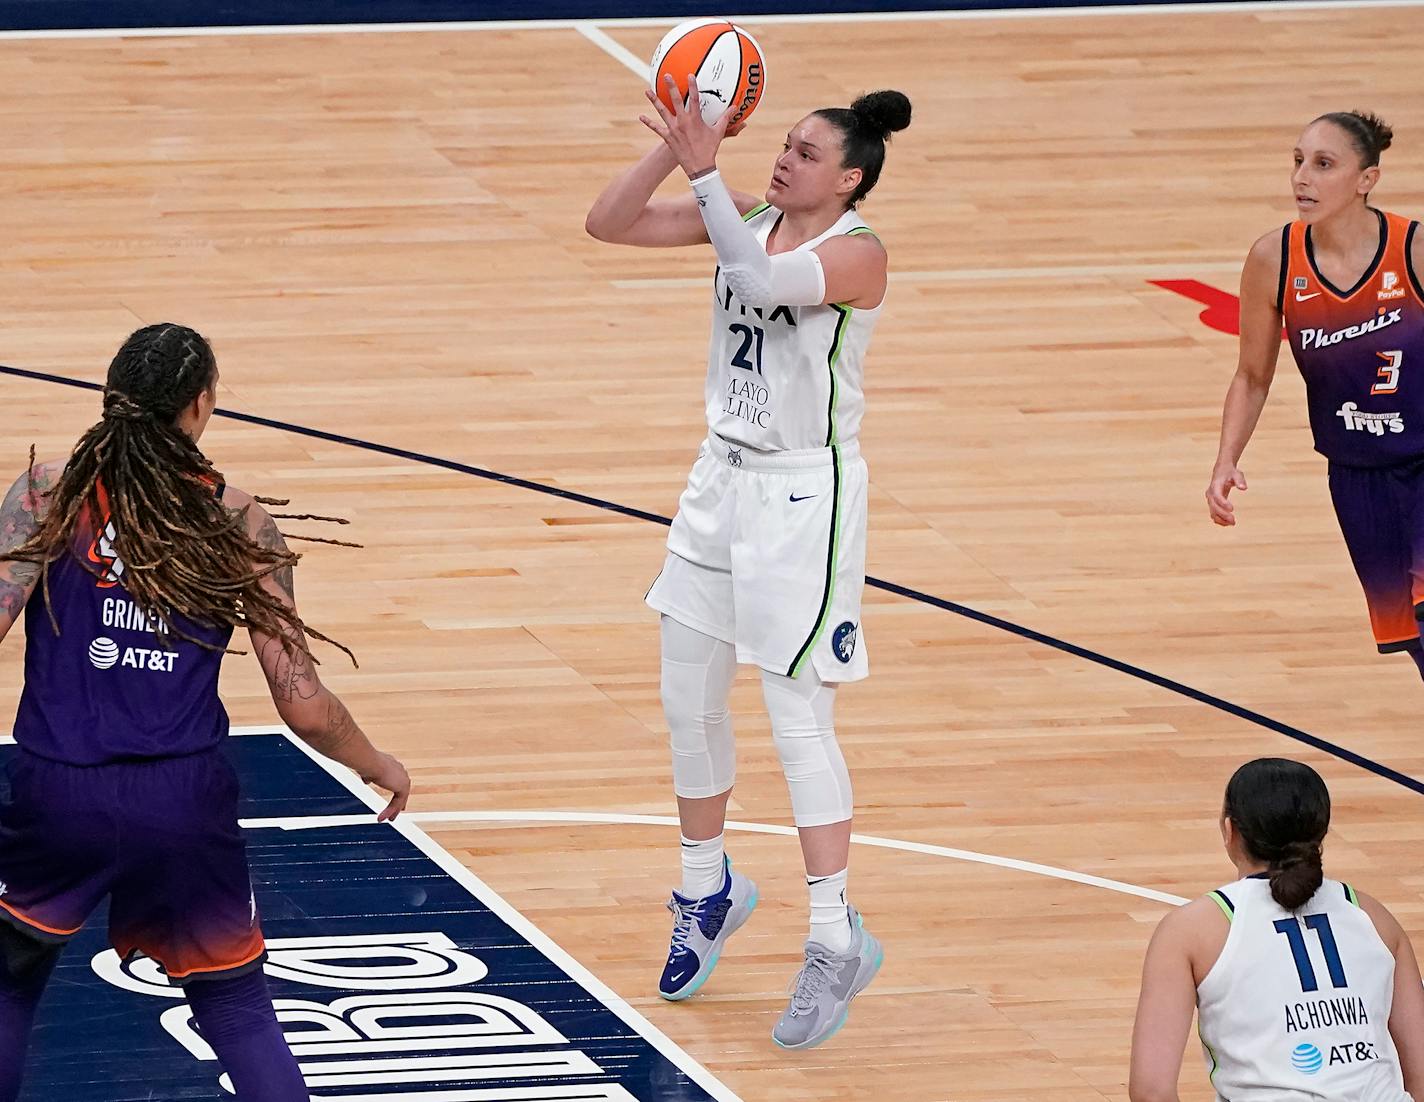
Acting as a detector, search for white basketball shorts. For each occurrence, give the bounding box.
[646,433,869,682]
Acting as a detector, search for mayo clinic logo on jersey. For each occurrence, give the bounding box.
[832,621,858,663]
[1337,402,1404,436]
[89,635,179,673]
[1379,271,1407,301]
[1299,307,1404,350]
[1290,1043,1324,1076]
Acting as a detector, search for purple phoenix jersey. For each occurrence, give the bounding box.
[1281,209,1424,468]
[12,487,234,765]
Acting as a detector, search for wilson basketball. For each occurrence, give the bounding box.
[650,19,766,128]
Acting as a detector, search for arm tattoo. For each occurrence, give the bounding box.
[318,694,361,756]
[253,509,296,600]
[258,633,320,703]
[0,464,54,620]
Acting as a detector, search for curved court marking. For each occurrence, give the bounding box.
[235,806,1189,907]
[4,361,1421,799]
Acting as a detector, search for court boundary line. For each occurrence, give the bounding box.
[1,360,1420,798]
[271,727,746,1102]
[0,1,1420,42]
[237,806,1190,907]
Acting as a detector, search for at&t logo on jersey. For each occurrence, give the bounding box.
[1290,1043,1323,1075]
[1300,308,1404,350]
[89,635,179,673]
[1336,402,1404,436]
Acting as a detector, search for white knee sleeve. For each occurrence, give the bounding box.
[660,615,738,799]
[761,667,853,828]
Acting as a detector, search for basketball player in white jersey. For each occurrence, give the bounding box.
[1129,758,1424,1101]
[585,77,910,1047]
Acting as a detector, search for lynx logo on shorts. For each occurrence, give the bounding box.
[1379,271,1406,301]
[726,446,743,468]
[832,621,858,663]
[1337,402,1404,435]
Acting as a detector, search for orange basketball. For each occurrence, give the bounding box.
[650,19,766,128]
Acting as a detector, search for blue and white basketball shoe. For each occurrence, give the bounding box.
[658,858,758,1001]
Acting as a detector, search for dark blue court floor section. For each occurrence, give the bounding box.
[1,734,727,1102]
[0,0,1282,33]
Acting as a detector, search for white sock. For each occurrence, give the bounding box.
[680,833,726,899]
[807,868,852,953]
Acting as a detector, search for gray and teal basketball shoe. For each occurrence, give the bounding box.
[772,904,883,1049]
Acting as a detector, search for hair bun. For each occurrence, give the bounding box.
[1352,110,1394,153]
[851,90,912,138]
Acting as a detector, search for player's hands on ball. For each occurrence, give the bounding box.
[1206,462,1248,526]
[364,751,412,821]
[640,73,746,180]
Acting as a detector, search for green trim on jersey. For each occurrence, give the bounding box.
[1345,882,1361,907]
[1198,1020,1221,1085]
[1207,891,1235,923]
[824,305,853,448]
[844,226,880,240]
[788,445,843,679]
[741,202,772,223]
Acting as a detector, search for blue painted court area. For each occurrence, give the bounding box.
[0,0,1278,33]
[0,731,734,1102]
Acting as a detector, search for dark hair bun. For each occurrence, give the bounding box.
[851,90,912,139]
[1351,110,1394,154]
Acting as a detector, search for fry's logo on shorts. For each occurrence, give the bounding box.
[1337,402,1405,436]
[89,636,178,673]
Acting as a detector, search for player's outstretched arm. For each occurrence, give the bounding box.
[240,496,411,821]
[0,460,60,644]
[1207,230,1285,527]
[585,79,759,247]
[1360,892,1424,1096]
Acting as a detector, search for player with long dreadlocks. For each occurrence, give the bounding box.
[0,323,410,1102]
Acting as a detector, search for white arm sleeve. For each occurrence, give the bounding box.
[690,169,826,308]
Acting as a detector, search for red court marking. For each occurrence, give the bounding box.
[1149,279,1288,340]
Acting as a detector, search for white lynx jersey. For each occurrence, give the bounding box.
[1196,876,1410,1102]
[705,204,884,452]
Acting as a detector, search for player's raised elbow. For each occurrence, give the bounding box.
[584,208,619,243]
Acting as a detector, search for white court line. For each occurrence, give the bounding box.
[614,259,1245,290]
[272,728,746,1102]
[573,21,646,80]
[0,1,1418,42]
[9,725,1187,906]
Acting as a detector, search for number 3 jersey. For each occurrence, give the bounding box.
[706,204,884,452]
[1196,875,1410,1102]
[1281,209,1424,468]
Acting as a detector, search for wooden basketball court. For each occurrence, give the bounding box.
[2,3,1423,1098]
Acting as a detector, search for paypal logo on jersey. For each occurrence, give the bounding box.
[1291,1043,1324,1075]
